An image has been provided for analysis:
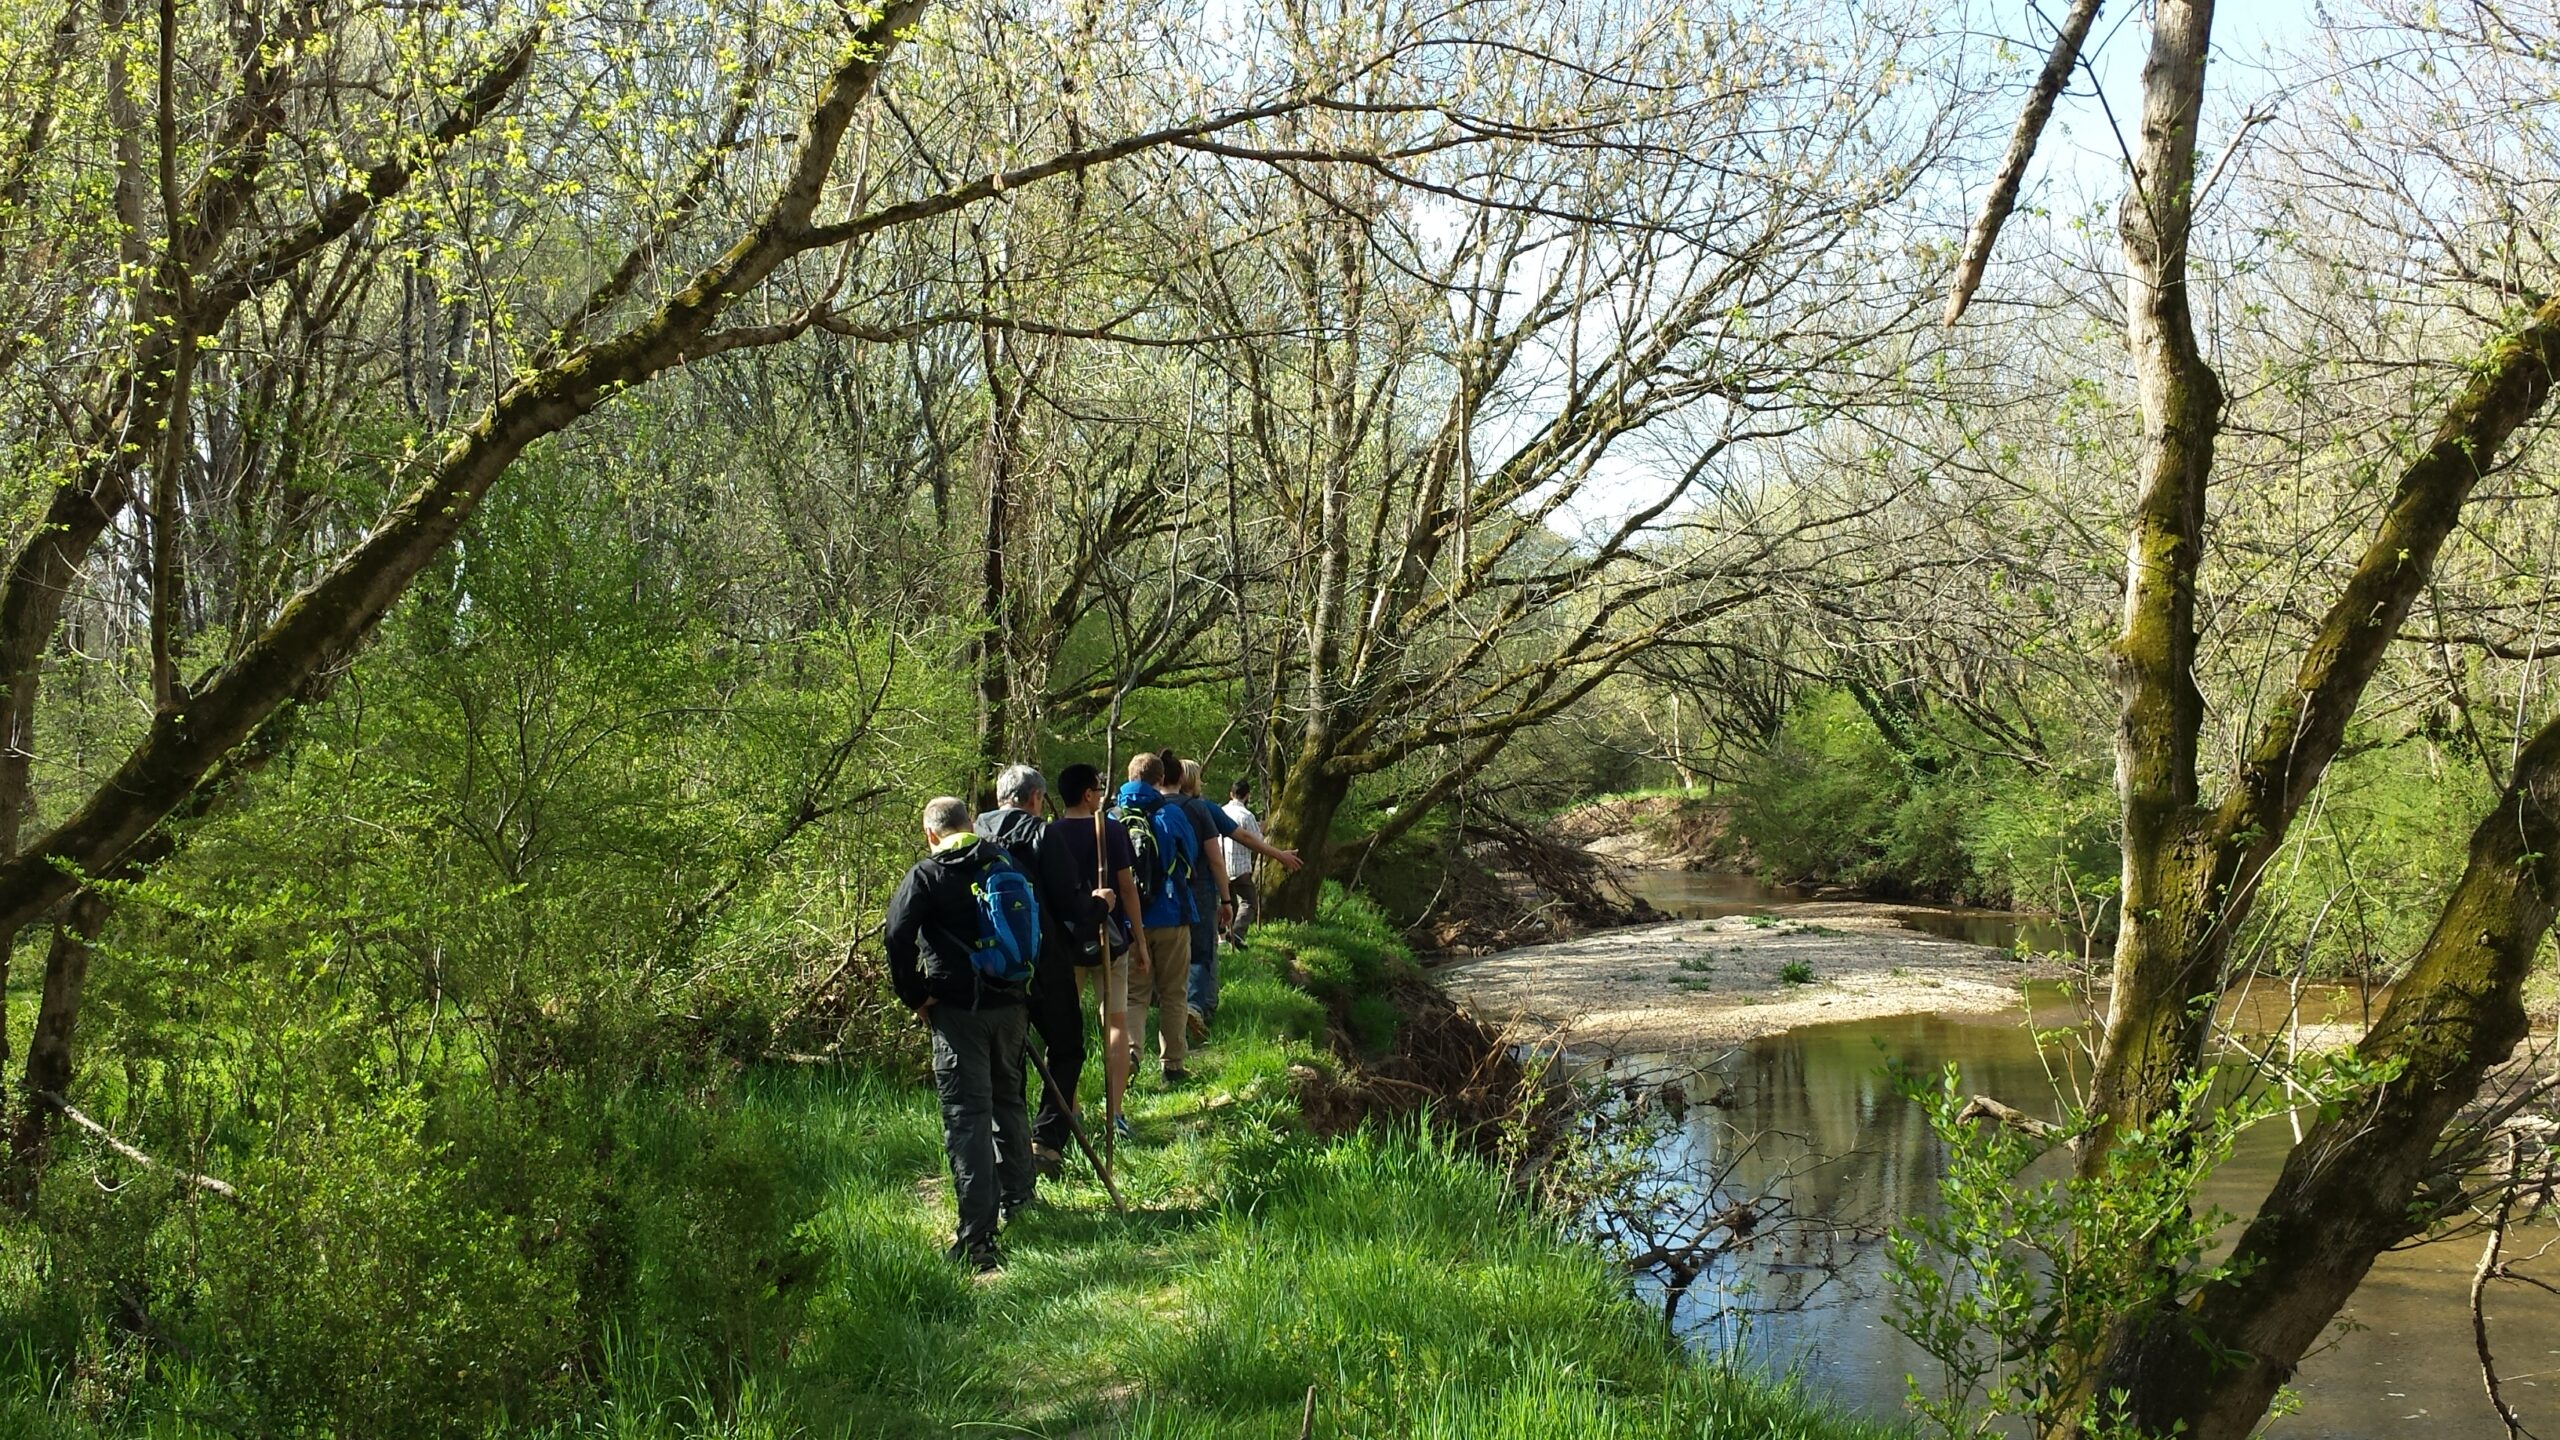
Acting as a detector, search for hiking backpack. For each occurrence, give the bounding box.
[968,856,1040,984]
[1109,798,1165,898]
[1109,792,1195,914]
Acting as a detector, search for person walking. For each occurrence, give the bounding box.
[1046,762,1148,1142]
[1113,754,1202,1085]
[972,764,1084,1183]
[885,796,1036,1272]
[1221,777,1267,947]
[1165,755,1303,1038]
[1155,752,1233,1049]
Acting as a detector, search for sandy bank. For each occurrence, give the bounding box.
[1440,902,2067,1053]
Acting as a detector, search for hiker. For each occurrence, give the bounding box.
[1112,754,1204,1085]
[885,795,1039,1272]
[1165,753,1303,1038]
[972,764,1084,1182]
[1221,777,1267,947]
[1045,762,1150,1143]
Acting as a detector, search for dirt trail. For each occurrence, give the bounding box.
[1439,902,2066,1053]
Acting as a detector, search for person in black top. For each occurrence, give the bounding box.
[974,764,1085,1181]
[884,795,1033,1272]
[1047,763,1146,1138]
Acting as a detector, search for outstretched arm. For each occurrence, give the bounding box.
[1238,829,1303,871]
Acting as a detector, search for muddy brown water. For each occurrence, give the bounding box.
[1619,869,2108,955]
[1606,873,2558,1438]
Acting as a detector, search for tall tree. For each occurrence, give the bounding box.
[1944,3,2560,1434]
[1171,0,1971,917]
[0,0,1394,1193]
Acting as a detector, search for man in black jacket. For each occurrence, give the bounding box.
[973,764,1083,1181]
[885,795,1034,1272]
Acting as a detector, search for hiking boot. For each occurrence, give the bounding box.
[947,1239,1003,1273]
[1032,1145,1066,1181]
[1162,1066,1191,1086]
[1185,1009,1208,1046]
[1001,1194,1038,1226]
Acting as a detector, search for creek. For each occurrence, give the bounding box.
[1608,870,2559,1439]
[1624,869,2108,956]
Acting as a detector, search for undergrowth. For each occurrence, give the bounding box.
[2,893,1893,1440]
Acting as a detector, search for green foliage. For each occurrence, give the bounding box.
[2245,737,2493,978]
[1726,686,2492,980]
[1778,959,1816,986]
[1248,886,1421,1050]
[1,461,964,1435]
[1883,1052,2393,1439]
[1731,688,2119,915]
[1732,691,1904,885]
[4,1078,829,1436]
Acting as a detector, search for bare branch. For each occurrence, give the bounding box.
[30,1090,243,1204]
[1945,0,2105,325]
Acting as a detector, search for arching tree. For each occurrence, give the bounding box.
[1937,3,2560,1434]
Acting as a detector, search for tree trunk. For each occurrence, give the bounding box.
[1259,747,1350,922]
[2085,0,2226,1170]
[3,888,109,1211]
[973,449,1012,792]
[971,320,1022,793]
[2066,710,2560,1440]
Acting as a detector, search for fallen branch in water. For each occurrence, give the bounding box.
[34,1090,244,1204]
[2472,1132,2549,1440]
[1955,1094,2064,1142]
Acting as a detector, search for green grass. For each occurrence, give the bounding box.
[1244,885,1419,1052]
[2,895,1896,1440]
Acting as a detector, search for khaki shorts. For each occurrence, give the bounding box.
[1084,944,1132,1023]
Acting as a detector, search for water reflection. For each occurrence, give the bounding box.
[1616,869,2109,957]
[1608,1014,2557,1438]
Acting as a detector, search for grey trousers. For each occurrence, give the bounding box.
[928,1001,1034,1249]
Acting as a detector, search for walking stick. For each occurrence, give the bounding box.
[1095,801,1115,1168]
[1025,1039,1125,1214]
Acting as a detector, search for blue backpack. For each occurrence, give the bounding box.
[970,857,1040,983]
[1109,788,1198,916]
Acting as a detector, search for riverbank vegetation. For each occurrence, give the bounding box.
[1681,687,2490,981]
[2,910,1885,1440]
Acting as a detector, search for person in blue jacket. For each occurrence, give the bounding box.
[1114,754,1202,1084]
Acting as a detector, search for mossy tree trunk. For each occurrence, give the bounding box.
[1259,749,1351,922]
[2078,712,2560,1438]
[1978,3,2560,1434]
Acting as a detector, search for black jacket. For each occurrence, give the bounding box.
[883,836,1030,1011]
[974,806,1090,966]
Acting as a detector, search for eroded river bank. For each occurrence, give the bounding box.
[1442,869,2558,1439]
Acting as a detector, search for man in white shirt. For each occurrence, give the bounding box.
[1220,778,1268,948]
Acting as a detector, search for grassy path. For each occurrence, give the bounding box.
[559,933,1900,1439]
